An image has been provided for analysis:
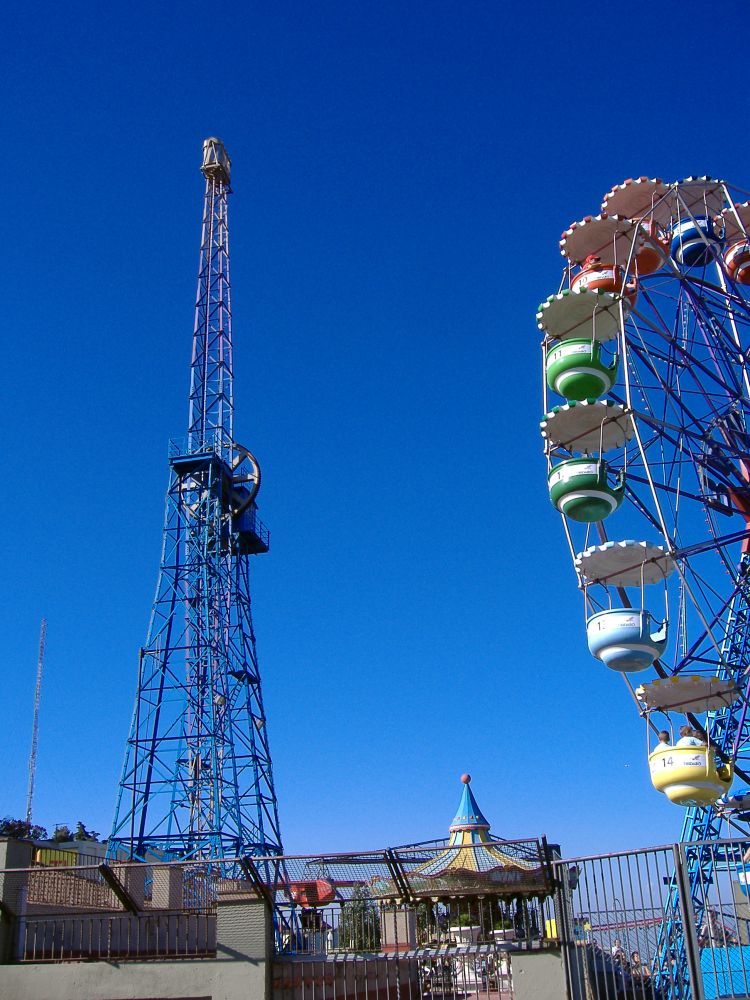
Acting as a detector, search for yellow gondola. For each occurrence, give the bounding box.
[648,744,732,807]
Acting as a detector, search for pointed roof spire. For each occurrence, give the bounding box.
[449,774,491,841]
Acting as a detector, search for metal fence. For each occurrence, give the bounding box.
[0,856,232,961]
[553,835,750,1000]
[8,835,750,1000]
[269,839,558,1000]
[553,844,689,1000]
[272,949,514,1000]
[275,895,556,957]
[269,838,556,956]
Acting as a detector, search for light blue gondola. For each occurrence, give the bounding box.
[671,215,724,267]
[586,608,668,672]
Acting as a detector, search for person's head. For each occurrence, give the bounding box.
[631,951,640,963]
[613,939,621,948]
[658,730,670,743]
[679,724,694,737]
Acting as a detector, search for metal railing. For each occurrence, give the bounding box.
[275,896,556,958]
[272,950,514,1000]
[17,911,216,962]
[677,837,750,1000]
[552,844,688,1000]
[14,832,750,1000]
[0,856,252,962]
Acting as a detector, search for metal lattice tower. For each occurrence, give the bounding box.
[109,138,284,862]
[26,618,47,828]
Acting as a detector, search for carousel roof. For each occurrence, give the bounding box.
[281,775,554,905]
[396,774,542,888]
[449,774,490,834]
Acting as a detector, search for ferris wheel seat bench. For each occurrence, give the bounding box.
[548,458,624,522]
[648,745,732,807]
[670,216,724,267]
[586,609,667,672]
[545,340,618,401]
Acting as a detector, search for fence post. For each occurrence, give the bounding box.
[672,843,707,1000]
[217,878,272,962]
[0,839,34,963]
[551,860,585,1000]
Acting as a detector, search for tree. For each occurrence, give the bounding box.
[0,817,101,844]
[339,884,380,951]
[73,821,100,842]
[0,817,48,840]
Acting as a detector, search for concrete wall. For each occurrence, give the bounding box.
[512,948,567,1000]
[0,955,266,1000]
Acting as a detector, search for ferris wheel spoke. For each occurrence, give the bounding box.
[626,333,740,427]
[672,587,743,675]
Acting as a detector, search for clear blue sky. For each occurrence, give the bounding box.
[3,0,749,858]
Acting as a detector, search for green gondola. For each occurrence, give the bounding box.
[548,458,625,522]
[545,339,618,401]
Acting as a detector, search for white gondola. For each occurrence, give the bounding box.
[586,609,667,672]
[576,540,674,673]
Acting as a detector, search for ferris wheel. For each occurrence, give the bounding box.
[538,177,750,848]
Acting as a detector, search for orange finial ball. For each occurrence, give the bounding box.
[461,773,471,784]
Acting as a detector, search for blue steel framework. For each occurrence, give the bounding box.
[542,179,750,997]
[109,138,284,863]
[617,203,750,994]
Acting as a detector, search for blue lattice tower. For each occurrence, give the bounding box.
[109,138,284,863]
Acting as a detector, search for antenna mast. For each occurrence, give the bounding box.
[26,618,47,828]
